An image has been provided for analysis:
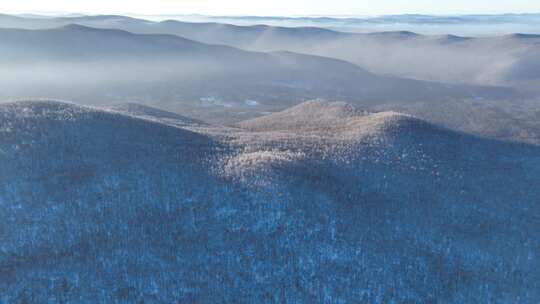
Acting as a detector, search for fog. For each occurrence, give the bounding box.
[143,14,540,36]
[0,14,539,145]
[130,22,536,88]
[1,13,539,90]
[274,35,525,85]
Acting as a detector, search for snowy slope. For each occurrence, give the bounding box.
[1,100,539,303]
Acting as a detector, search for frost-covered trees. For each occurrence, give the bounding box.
[1,100,539,303]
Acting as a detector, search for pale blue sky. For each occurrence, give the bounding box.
[1,0,538,16]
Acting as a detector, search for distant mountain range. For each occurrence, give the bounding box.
[13,12,540,29]
[1,13,539,90]
[1,14,540,144]
[4,12,540,34]
[1,100,539,302]
[168,13,540,36]
[196,13,540,24]
[105,18,540,89]
[0,24,513,108]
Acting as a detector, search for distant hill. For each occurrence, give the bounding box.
[368,99,540,145]
[238,99,369,131]
[1,13,538,88]
[0,25,513,108]
[1,100,539,302]
[126,20,540,90]
[0,19,536,144]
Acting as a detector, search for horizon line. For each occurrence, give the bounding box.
[3,10,540,19]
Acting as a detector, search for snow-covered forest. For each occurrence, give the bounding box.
[1,100,539,302]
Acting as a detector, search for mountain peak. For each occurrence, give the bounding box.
[237,100,420,139]
[278,99,365,118]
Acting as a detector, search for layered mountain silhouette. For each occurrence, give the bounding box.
[3,14,539,144]
[1,100,539,302]
[0,23,515,107]
[129,20,540,91]
[1,13,538,89]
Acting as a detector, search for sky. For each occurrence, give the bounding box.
[0,0,538,16]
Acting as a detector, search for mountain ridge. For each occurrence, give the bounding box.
[1,99,540,302]
[0,24,514,109]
